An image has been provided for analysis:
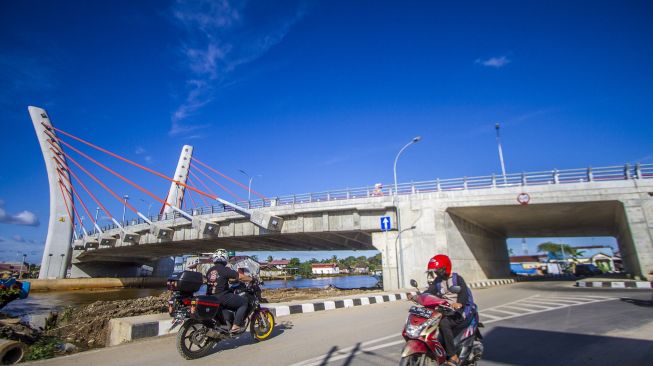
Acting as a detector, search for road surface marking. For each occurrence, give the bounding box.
[291,295,617,366]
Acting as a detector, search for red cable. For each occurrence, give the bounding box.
[184,178,199,208]
[55,138,168,207]
[191,164,243,201]
[187,174,210,207]
[58,166,98,228]
[47,124,221,201]
[193,157,266,199]
[55,176,75,233]
[189,169,217,197]
[59,150,140,214]
[55,166,86,231]
[50,145,114,220]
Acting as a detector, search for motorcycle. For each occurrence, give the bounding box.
[400,279,483,366]
[167,270,276,360]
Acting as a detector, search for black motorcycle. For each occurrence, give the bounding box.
[167,271,276,360]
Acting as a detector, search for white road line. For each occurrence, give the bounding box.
[479,312,499,319]
[292,296,618,366]
[484,308,520,316]
[516,301,560,309]
[288,334,402,366]
[525,298,585,305]
[498,305,536,313]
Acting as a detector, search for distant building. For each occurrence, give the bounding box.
[353,265,369,274]
[0,262,27,275]
[312,263,340,275]
[547,245,618,272]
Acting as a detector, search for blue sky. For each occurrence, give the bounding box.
[1,1,651,263]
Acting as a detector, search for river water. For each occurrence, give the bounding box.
[1,275,379,318]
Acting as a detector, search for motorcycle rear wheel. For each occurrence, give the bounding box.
[250,311,275,342]
[176,320,217,360]
[399,353,437,366]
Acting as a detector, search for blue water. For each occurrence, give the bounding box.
[263,275,380,289]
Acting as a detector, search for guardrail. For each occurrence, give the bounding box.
[103,163,652,231]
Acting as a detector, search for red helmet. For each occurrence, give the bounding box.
[427,254,452,280]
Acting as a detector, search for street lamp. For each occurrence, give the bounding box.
[393,136,422,289]
[495,123,507,185]
[58,253,65,277]
[139,198,153,218]
[122,194,129,226]
[46,253,53,277]
[19,254,27,279]
[238,169,262,202]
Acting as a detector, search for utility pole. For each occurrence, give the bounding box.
[495,123,507,185]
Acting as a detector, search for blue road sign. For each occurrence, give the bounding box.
[380,216,392,231]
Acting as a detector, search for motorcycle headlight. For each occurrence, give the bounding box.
[405,317,436,338]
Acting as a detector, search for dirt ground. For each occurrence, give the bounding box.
[42,286,378,349]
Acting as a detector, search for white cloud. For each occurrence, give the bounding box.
[0,200,40,226]
[475,56,511,68]
[169,0,306,136]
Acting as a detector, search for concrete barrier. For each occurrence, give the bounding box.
[0,339,26,364]
[28,277,167,291]
[106,278,515,346]
[576,280,652,289]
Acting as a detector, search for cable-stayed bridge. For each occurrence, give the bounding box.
[29,106,653,288]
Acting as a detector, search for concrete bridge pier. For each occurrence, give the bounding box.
[374,199,510,290]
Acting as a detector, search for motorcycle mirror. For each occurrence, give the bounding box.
[410,279,418,288]
[449,285,461,294]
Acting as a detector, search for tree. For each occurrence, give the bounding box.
[250,254,259,262]
[266,255,273,263]
[331,254,338,263]
[537,242,584,258]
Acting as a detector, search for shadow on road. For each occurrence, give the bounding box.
[200,320,294,357]
[482,326,653,365]
[620,297,653,307]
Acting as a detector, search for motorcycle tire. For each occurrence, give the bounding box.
[399,353,437,366]
[250,311,275,342]
[176,320,217,360]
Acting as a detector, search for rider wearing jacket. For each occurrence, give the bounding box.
[424,254,476,366]
[205,249,251,334]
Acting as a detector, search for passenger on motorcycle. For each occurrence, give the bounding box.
[425,254,476,366]
[205,249,252,334]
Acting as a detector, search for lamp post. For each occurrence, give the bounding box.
[122,194,129,226]
[393,136,422,289]
[58,253,65,278]
[495,123,507,185]
[46,253,53,278]
[139,198,152,218]
[238,170,262,202]
[19,254,27,279]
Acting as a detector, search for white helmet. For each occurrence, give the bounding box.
[212,249,229,264]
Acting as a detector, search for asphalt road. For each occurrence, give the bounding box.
[29,282,653,366]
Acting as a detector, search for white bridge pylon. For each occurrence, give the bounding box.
[30,106,283,278]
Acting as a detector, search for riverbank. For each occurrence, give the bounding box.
[28,277,166,292]
[0,286,381,361]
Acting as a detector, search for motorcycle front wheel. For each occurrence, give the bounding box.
[176,320,217,360]
[250,311,275,342]
[399,353,436,366]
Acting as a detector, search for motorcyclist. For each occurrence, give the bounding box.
[424,254,476,366]
[205,249,252,334]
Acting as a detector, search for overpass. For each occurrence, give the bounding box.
[73,165,653,288]
[29,106,653,288]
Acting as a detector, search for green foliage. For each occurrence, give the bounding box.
[536,242,585,258]
[26,337,60,361]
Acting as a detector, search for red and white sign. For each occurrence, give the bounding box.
[517,193,531,205]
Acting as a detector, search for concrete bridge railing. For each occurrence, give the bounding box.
[102,163,653,232]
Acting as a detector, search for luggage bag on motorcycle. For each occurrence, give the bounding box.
[168,271,204,293]
[192,295,221,320]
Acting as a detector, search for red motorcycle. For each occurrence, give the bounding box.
[400,280,483,366]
